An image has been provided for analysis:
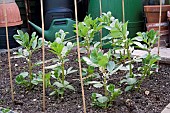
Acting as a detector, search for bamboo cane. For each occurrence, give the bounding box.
[74,0,87,113]
[122,0,125,23]
[39,0,46,111]
[2,0,14,102]
[157,0,162,72]
[99,0,102,49]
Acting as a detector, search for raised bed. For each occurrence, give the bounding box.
[0,48,170,113]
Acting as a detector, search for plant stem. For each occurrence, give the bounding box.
[87,38,90,57]
[124,36,133,77]
[28,52,33,83]
[127,49,133,77]
[103,71,108,96]
[61,59,65,84]
[104,76,108,96]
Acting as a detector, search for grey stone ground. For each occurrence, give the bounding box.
[0,46,22,54]
[132,47,170,64]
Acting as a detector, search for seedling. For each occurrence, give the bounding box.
[132,30,160,89]
[76,15,102,57]
[1,107,10,113]
[83,48,122,108]
[13,30,46,89]
[47,30,77,97]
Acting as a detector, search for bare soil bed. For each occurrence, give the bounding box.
[0,49,170,113]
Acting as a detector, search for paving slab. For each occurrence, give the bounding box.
[0,46,22,54]
[161,103,170,113]
[132,47,170,64]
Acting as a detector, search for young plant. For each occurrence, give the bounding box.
[99,14,137,91]
[132,29,160,89]
[121,30,160,91]
[47,30,77,97]
[0,107,11,113]
[83,49,122,108]
[76,15,103,79]
[76,15,102,57]
[13,30,46,88]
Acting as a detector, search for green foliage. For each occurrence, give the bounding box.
[48,30,77,97]
[132,30,160,89]
[83,49,122,108]
[91,84,121,108]
[75,15,102,56]
[132,29,159,52]
[1,107,11,113]
[13,30,46,88]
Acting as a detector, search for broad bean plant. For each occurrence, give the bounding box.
[83,49,122,108]
[13,30,46,89]
[12,11,160,108]
[82,11,160,107]
[46,30,77,97]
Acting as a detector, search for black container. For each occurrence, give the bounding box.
[44,0,74,13]
[45,8,73,29]
[0,26,19,49]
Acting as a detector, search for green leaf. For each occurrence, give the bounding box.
[122,22,128,35]
[50,42,64,56]
[132,36,143,41]
[15,72,29,86]
[107,61,115,72]
[31,79,39,85]
[32,37,38,49]
[94,42,101,48]
[125,86,133,92]
[53,82,64,88]
[83,57,98,67]
[107,84,115,92]
[93,83,103,88]
[19,72,29,78]
[66,85,75,91]
[127,78,136,85]
[120,79,127,84]
[97,96,108,103]
[87,81,101,84]
[67,67,77,75]
[45,63,61,69]
[49,91,57,96]
[63,81,69,86]
[110,64,123,75]
[133,41,145,49]
[95,93,102,97]
[98,56,109,67]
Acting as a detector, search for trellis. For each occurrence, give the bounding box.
[2,0,163,112]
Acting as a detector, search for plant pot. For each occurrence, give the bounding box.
[153,30,169,47]
[0,2,22,27]
[144,5,170,23]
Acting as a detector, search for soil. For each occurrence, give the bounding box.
[0,48,170,113]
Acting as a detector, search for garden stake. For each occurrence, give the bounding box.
[122,0,126,57]
[99,0,102,49]
[74,0,87,113]
[40,0,46,111]
[122,0,125,23]
[157,0,162,72]
[3,0,14,102]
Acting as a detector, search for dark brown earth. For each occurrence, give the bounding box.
[0,48,170,113]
